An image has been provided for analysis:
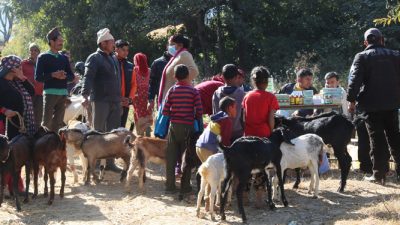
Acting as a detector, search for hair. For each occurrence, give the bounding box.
[366,35,381,45]
[46,27,61,45]
[174,64,189,80]
[251,66,270,85]
[134,53,149,76]
[296,68,313,78]
[29,43,40,52]
[115,39,129,48]
[219,96,236,112]
[171,34,190,49]
[324,71,339,81]
[222,64,239,80]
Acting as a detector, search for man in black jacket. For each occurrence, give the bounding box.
[147,51,171,111]
[347,28,400,183]
[81,28,122,172]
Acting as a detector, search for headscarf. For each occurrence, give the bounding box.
[133,53,149,76]
[0,55,22,78]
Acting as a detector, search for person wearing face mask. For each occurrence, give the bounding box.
[157,34,199,107]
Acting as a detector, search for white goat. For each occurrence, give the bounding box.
[196,153,228,221]
[273,133,325,199]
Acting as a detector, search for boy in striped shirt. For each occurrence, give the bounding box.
[162,64,203,193]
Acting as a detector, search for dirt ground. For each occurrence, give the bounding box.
[0,148,399,225]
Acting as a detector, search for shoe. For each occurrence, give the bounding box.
[364,174,385,185]
[165,188,178,195]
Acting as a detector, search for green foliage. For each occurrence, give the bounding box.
[2,20,47,59]
[374,2,400,26]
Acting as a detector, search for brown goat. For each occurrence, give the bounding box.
[0,134,33,211]
[81,128,134,185]
[33,127,67,205]
[125,136,167,193]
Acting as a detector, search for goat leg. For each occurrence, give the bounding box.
[48,171,55,205]
[12,170,21,211]
[293,168,301,189]
[236,179,247,223]
[265,172,276,210]
[220,174,232,221]
[337,152,352,193]
[32,164,39,198]
[0,169,4,207]
[43,168,48,197]
[60,167,66,198]
[179,164,193,201]
[23,163,30,203]
[276,166,288,207]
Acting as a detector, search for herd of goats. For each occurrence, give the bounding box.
[0,101,358,223]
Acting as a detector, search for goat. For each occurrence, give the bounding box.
[0,134,33,211]
[219,130,291,223]
[82,128,133,185]
[33,127,67,205]
[196,153,226,221]
[125,136,167,193]
[272,133,326,200]
[179,133,202,201]
[58,120,90,183]
[275,111,354,192]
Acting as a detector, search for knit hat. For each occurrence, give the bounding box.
[364,28,382,41]
[46,27,61,42]
[0,55,22,78]
[97,28,114,44]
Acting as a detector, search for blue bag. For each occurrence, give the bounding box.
[154,104,170,139]
[319,152,330,174]
[194,117,204,134]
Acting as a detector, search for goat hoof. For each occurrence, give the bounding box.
[312,195,318,199]
[32,194,37,199]
[60,194,64,199]
[178,194,184,201]
[283,199,289,207]
[293,184,299,189]
[269,203,276,210]
[17,206,21,211]
[23,198,29,203]
[47,200,53,205]
[43,193,48,198]
[337,186,345,193]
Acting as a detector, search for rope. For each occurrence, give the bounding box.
[6,112,26,134]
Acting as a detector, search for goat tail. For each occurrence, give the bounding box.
[198,164,208,180]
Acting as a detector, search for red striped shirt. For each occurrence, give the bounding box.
[162,81,203,125]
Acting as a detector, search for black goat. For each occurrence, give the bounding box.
[275,111,354,192]
[219,130,290,223]
[179,133,202,201]
[0,134,33,211]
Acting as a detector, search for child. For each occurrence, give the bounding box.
[162,64,203,193]
[212,64,245,140]
[196,96,236,162]
[324,72,349,116]
[242,66,279,208]
[242,66,279,138]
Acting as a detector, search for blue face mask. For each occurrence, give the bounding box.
[168,45,176,56]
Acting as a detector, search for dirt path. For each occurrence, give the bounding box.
[0,161,399,225]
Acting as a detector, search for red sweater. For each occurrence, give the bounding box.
[195,80,224,115]
[22,59,43,96]
[162,81,203,125]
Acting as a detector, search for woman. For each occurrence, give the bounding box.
[132,53,153,136]
[157,34,199,106]
[0,55,36,194]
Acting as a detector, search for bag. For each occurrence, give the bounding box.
[194,117,204,134]
[319,152,330,174]
[154,104,170,139]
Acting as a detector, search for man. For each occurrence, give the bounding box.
[279,68,318,117]
[115,40,134,127]
[347,28,400,183]
[22,43,43,129]
[35,28,74,132]
[324,72,349,116]
[148,45,172,111]
[81,28,122,172]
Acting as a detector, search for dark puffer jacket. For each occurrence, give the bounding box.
[347,44,400,112]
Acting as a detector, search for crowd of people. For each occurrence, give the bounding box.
[0,26,399,202]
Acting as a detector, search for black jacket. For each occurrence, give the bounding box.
[148,52,171,101]
[347,44,400,112]
[117,58,134,98]
[81,49,121,102]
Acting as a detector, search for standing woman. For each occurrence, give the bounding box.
[132,53,153,136]
[0,55,36,138]
[157,34,199,106]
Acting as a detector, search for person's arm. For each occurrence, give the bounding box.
[212,92,219,114]
[181,52,199,82]
[268,109,277,131]
[162,88,172,116]
[128,68,137,100]
[347,53,365,104]
[148,61,160,101]
[34,55,49,82]
[64,56,75,82]
[81,54,98,99]
[194,90,203,119]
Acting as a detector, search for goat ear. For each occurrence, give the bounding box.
[280,129,295,145]
[124,135,131,144]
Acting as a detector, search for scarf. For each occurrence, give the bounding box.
[9,80,36,136]
[157,48,187,106]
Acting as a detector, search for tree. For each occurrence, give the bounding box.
[0,0,14,44]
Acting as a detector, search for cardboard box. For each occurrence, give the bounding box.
[275,94,290,106]
[322,88,343,104]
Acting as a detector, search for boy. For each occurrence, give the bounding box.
[242,66,279,208]
[196,96,236,162]
[212,64,245,140]
[162,64,203,193]
[324,72,349,116]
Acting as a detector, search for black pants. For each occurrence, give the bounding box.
[121,106,129,128]
[363,110,400,177]
[356,119,373,173]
